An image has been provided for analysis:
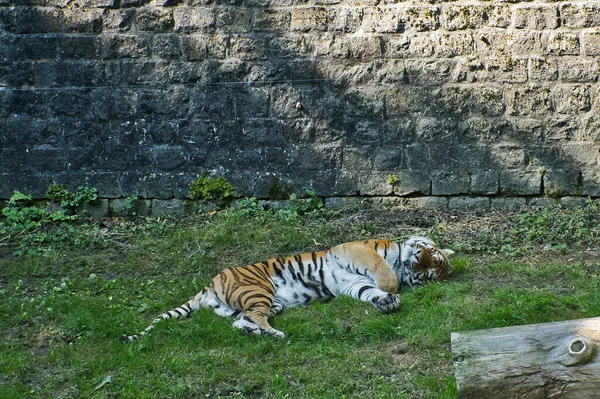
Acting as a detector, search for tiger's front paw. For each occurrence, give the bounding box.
[373,293,400,313]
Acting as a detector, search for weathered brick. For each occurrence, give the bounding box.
[137,7,174,32]
[583,32,600,56]
[560,3,600,29]
[329,8,362,32]
[551,84,591,114]
[485,5,511,28]
[454,56,528,84]
[448,197,489,210]
[543,32,580,56]
[431,173,470,196]
[291,8,328,32]
[490,197,526,210]
[400,6,441,32]
[229,35,268,60]
[215,8,253,32]
[387,86,433,116]
[544,168,581,197]
[529,57,558,81]
[442,5,486,31]
[470,171,499,195]
[506,85,552,117]
[441,85,505,116]
[103,9,135,32]
[514,5,558,30]
[174,7,215,32]
[101,34,150,59]
[558,58,599,82]
[362,7,403,33]
[499,170,542,196]
[255,10,292,31]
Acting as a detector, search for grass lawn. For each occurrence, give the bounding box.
[1,200,600,398]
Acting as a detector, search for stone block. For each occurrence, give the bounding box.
[291,8,328,32]
[391,170,431,196]
[583,32,600,56]
[436,32,476,57]
[529,57,558,81]
[86,172,123,198]
[406,196,448,209]
[152,199,186,216]
[400,6,441,32]
[362,7,403,33]
[144,173,174,200]
[485,5,511,28]
[137,7,174,32]
[26,145,66,173]
[180,35,208,61]
[11,35,59,61]
[325,196,363,209]
[431,173,470,196]
[174,7,215,32]
[543,32,581,56]
[0,62,35,87]
[103,9,134,31]
[215,8,253,32]
[152,145,188,172]
[386,86,433,116]
[527,197,558,207]
[255,10,292,31]
[558,59,599,82]
[34,61,59,87]
[448,196,489,210]
[514,5,559,30]
[84,199,109,218]
[470,171,499,195]
[506,85,552,117]
[441,85,505,116]
[559,196,589,208]
[101,34,150,59]
[108,198,151,216]
[90,88,137,120]
[581,169,600,196]
[229,35,268,60]
[499,170,542,196]
[560,4,600,29]
[551,84,591,114]
[490,197,526,210]
[329,7,363,33]
[454,56,528,84]
[152,34,182,59]
[442,5,486,31]
[544,168,581,197]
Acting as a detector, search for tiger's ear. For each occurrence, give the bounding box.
[441,249,455,257]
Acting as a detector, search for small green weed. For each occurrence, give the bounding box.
[189,174,237,205]
[267,176,293,200]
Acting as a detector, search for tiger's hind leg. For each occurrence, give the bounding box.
[233,304,285,338]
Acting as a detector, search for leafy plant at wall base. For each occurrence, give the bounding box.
[189,174,237,206]
[0,187,101,256]
[267,176,293,200]
[46,185,98,211]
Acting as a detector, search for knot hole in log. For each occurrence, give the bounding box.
[557,336,594,366]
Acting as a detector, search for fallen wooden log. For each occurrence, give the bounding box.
[451,316,600,399]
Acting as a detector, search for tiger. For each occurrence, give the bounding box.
[121,235,454,340]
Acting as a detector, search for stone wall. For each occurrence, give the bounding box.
[1,0,599,209]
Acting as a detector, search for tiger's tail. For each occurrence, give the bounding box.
[120,289,208,342]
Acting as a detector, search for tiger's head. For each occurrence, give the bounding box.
[397,236,454,287]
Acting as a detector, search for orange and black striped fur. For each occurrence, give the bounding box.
[122,236,454,340]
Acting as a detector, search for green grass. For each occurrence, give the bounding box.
[1,204,600,398]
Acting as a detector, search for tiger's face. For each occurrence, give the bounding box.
[401,237,454,285]
[414,243,454,282]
